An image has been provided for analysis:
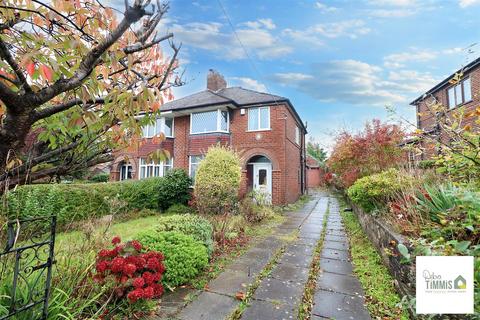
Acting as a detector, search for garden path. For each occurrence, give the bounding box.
[159,191,370,320]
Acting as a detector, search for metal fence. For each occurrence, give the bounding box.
[0,216,56,320]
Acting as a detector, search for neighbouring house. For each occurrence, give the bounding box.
[410,56,480,160]
[110,70,307,205]
[306,155,325,188]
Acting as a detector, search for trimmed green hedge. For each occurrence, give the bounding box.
[4,169,191,228]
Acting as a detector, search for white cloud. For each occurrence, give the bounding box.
[283,20,371,45]
[459,0,480,8]
[229,77,267,92]
[271,60,438,106]
[315,2,338,12]
[169,20,291,60]
[367,8,416,17]
[384,49,437,68]
[241,18,276,30]
[368,0,417,6]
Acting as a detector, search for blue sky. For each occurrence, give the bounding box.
[152,0,480,149]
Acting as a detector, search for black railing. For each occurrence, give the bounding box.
[0,216,56,320]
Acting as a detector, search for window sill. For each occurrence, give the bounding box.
[142,136,174,139]
[189,131,230,135]
[247,128,271,132]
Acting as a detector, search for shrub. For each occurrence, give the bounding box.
[137,231,208,288]
[347,168,414,212]
[165,204,192,215]
[94,237,165,303]
[328,119,405,188]
[157,169,192,211]
[155,214,214,256]
[240,191,275,223]
[89,173,110,183]
[4,176,190,229]
[194,145,241,215]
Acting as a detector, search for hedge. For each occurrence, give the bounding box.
[4,169,191,228]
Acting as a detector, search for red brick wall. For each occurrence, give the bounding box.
[415,67,480,159]
[307,167,322,188]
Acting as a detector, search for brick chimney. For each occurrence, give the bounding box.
[207,69,227,91]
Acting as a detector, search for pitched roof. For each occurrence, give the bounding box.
[410,55,480,106]
[161,86,307,132]
[161,87,288,111]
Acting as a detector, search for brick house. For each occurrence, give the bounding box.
[110,70,307,205]
[410,57,480,160]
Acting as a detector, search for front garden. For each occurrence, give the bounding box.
[0,146,298,319]
[326,117,480,316]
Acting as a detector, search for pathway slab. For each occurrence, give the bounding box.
[319,258,354,275]
[321,247,350,261]
[253,277,305,305]
[312,289,371,320]
[177,292,238,320]
[240,300,297,320]
[323,240,349,251]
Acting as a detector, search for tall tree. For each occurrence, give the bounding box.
[0,0,181,190]
[307,137,327,163]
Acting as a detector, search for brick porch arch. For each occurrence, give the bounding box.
[239,148,282,204]
[110,156,138,181]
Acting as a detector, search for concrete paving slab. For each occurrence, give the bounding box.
[277,251,312,268]
[207,269,253,296]
[324,234,347,242]
[321,248,350,261]
[319,258,354,275]
[317,271,365,296]
[177,292,238,320]
[323,240,349,251]
[269,262,310,283]
[240,300,297,320]
[312,289,371,320]
[253,277,304,306]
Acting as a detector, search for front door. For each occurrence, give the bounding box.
[253,163,272,204]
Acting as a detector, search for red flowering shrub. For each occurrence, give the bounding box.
[328,119,405,188]
[94,236,165,304]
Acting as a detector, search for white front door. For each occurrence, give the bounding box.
[253,163,272,204]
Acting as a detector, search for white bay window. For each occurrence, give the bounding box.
[139,158,173,179]
[190,109,229,134]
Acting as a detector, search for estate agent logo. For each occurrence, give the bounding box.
[416,256,474,314]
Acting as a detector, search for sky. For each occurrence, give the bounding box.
[125,0,480,150]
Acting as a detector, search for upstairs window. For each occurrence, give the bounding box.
[142,117,174,138]
[295,126,301,145]
[191,109,229,134]
[139,158,173,179]
[447,77,472,108]
[248,107,270,131]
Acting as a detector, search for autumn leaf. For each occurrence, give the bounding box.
[235,291,246,301]
[40,65,54,81]
[463,124,472,132]
[26,62,35,77]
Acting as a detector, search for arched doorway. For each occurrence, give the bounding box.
[246,155,272,203]
[118,161,133,181]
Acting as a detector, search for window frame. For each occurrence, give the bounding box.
[142,117,175,138]
[188,155,204,180]
[190,109,230,135]
[120,163,132,181]
[138,157,173,179]
[447,77,472,108]
[247,106,271,132]
[295,126,301,145]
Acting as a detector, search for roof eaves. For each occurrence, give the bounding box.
[410,55,480,106]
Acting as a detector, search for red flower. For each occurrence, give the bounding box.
[127,288,144,303]
[110,257,125,273]
[123,263,137,276]
[146,258,161,271]
[152,272,162,282]
[152,283,164,297]
[132,277,145,289]
[112,236,121,245]
[96,261,108,273]
[143,286,154,299]
[131,240,142,251]
[142,271,154,285]
[98,249,110,258]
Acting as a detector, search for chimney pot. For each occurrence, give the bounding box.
[207,70,227,91]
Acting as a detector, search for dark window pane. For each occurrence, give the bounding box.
[259,169,267,185]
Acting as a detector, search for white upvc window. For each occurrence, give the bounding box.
[447,77,472,108]
[120,163,133,181]
[142,117,174,138]
[190,109,229,134]
[138,157,173,179]
[248,106,270,131]
[295,126,301,145]
[189,155,205,180]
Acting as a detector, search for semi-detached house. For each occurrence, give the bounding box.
[110,70,307,205]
